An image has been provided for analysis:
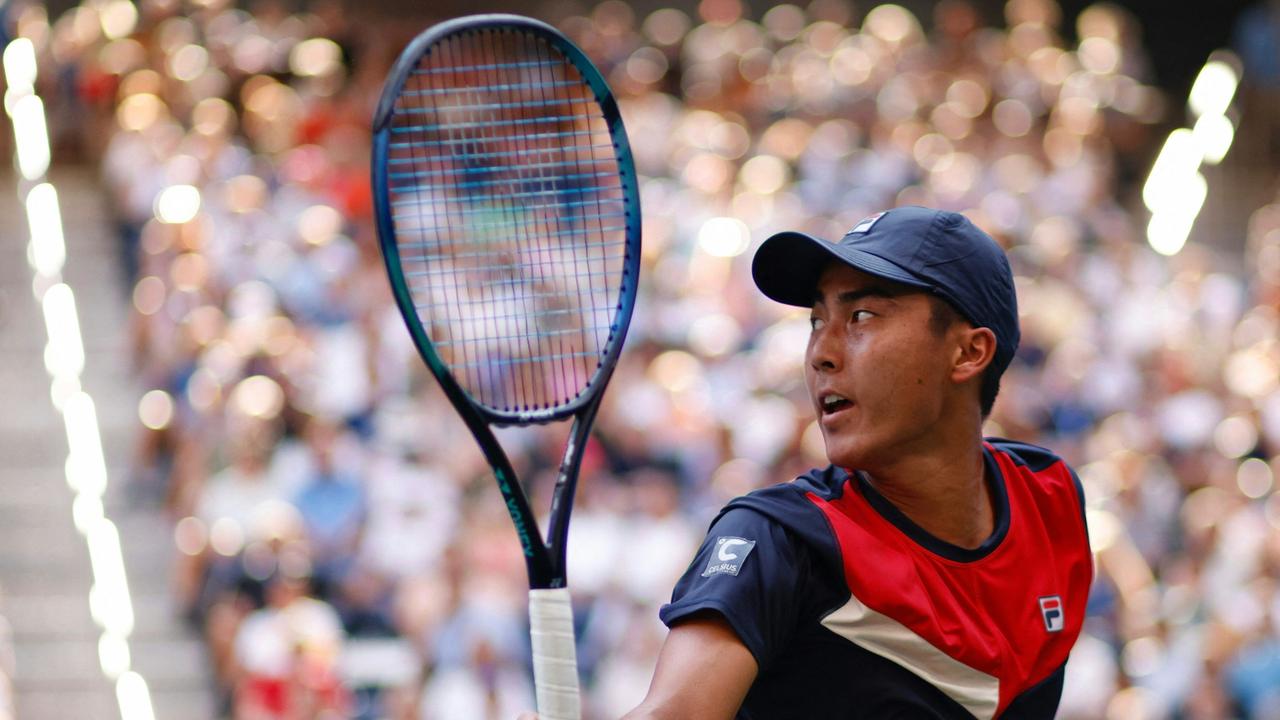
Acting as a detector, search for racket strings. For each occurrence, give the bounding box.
[388,27,629,414]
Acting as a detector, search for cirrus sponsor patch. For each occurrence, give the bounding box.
[702,536,757,577]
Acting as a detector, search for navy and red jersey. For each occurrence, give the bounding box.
[660,438,1092,719]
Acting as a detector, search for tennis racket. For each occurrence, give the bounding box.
[371,14,640,720]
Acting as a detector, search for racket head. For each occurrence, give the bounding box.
[372,14,641,426]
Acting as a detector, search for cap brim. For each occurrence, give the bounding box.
[751,231,933,307]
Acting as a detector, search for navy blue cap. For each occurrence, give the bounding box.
[752,206,1021,376]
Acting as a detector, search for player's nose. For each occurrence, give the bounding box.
[807,324,842,373]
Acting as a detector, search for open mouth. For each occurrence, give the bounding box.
[820,393,853,415]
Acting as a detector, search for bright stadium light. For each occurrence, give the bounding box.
[1188,60,1238,118]
[87,518,135,637]
[27,183,66,277]
[1142,129,1200,212]
[115,672,156,720]
[1147,204,1202,258]
[73,493,105,535]
[42,284,85,380]
[1192,113,1235,165]
[62,391,108,496]
[3,38,37,91]
[1145,52,1240,255]
[98,631,132,679]
[11,95,51,180]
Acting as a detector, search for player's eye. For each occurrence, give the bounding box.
[851,309,873,323]
[810,315,826,331]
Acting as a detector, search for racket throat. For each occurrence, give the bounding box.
[545,404,600,582]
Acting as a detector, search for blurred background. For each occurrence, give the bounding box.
[2,0,1280,718]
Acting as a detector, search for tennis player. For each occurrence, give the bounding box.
[620,207,1093,719]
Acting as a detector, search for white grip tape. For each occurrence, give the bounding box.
[529,587,581,720]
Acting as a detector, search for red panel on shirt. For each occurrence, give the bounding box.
[805,443,1092,715]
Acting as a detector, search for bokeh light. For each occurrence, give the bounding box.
[208,518,244,557]
[98,0,137,40]
[289,38,342,77]
[154,185,201,224]
[1237,458,1274,499]
[173,516,207,557]
[229,375,285,419]
[697,216,751,257]
[137,390,174,431]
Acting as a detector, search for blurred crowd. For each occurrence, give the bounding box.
[15,0,1280,717]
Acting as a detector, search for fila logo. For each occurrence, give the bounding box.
[849,212,886,234]
[1038,595,1064,632]
[702,537,756,577]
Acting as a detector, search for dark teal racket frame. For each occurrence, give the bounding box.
[371,14,641,588]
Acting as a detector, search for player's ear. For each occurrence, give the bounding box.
[950,326,996,384]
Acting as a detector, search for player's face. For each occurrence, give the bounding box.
[805,263,955,470]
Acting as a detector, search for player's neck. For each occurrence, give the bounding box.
[860,428,995,551]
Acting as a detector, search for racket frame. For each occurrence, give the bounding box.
[371,13,641,590]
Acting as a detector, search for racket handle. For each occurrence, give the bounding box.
[529,587,581,720]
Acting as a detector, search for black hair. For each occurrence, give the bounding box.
[927,297,1001,418]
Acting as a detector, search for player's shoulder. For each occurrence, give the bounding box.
[985,436,1070,474]
[711,465,848,555]
[987,436,1088,531]
[724,465,847,518]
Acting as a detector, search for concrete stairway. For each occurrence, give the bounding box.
[0,168,214,719]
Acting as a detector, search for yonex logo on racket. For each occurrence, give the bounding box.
[1038,595,1064,632]
[703,537,756,577]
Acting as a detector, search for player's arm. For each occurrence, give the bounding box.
[621,612,757,720]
